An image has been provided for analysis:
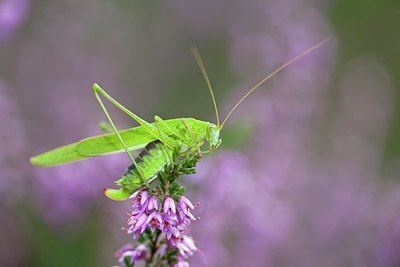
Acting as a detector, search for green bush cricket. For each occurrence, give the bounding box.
[30,38,330,201]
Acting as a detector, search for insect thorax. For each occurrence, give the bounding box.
[116,119,216,194]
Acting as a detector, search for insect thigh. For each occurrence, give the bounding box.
[122,141,160,176]
[118,140,173,192]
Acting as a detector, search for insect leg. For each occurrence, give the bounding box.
[181,119,198,142]
[92,84,175,150]
[154,119,174,165]
[92,84,149,186]
[180,118,202,155]
[154,115,191,147]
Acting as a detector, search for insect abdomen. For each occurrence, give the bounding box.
[117,140,172,192]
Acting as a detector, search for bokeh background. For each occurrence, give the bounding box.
[1,0,400,266]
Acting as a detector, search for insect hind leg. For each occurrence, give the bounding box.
[92,83,149,187]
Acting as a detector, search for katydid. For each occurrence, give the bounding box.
[30,38,330,200]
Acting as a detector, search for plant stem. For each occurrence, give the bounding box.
[146,229,162,267]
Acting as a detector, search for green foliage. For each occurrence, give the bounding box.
[158,149,200,199]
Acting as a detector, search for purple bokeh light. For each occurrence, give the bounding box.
[0,0,29,41]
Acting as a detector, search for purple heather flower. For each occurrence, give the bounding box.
[123,190,199,262]
[161,213,180,239]
[115,243,133,258]
[146,211,162,232]
[147,196,159,212]
[176,235,197,258]
[140,191,149,205]
[168,235,181,249]
[176,218,192,233]
[174,260,190,267]
[168,235,198,258]
[164,197,177,215]
[180,196,194,209]
[130,203,146,217]
[115,243,147,265]
[178,196,196,222]
[127,212,147,228]
[129,190,140,199]
[130,190,149,208]
[127,213,148,238]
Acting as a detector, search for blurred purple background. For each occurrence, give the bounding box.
[1,0,400,266]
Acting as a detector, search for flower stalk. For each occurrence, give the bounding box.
[114,151,201,267]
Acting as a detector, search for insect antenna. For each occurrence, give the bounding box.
[220,37,332,128]
[191,46,220,125]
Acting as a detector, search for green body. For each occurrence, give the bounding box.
[30,85,221,201]
[31,118,211,167]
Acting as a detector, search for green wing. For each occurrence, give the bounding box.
[30,142,85,167]
[76,126,155,157]
[30,118,200,167]
[30,126,156,167]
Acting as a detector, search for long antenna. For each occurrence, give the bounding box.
[221,37,332,127]
[191,46,220,125]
